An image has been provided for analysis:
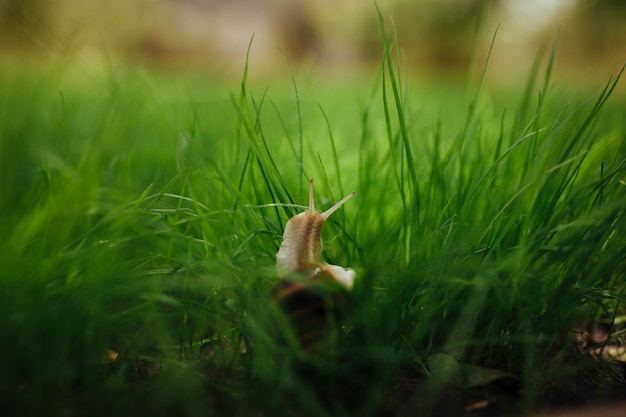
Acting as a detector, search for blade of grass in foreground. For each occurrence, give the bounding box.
[376,6,419,268]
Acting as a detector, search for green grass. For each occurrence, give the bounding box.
[1,26,626,417]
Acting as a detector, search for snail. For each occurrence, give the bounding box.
[272,178,356,350]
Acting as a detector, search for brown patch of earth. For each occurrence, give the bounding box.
[382,361,626,417]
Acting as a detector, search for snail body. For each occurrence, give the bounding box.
[273,179,356,350]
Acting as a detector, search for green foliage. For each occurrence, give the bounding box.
[1,25,625,417]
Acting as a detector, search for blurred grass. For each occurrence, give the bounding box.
[1,28,626,417]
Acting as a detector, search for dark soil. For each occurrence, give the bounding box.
[382,360,626,417]
[6,348,624,417]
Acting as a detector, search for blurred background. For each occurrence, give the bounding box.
[1,0,625,81]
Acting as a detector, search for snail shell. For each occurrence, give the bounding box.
[273,179,356,350]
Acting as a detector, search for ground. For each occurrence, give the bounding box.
[383,360,626,417]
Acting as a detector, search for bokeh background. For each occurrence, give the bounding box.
[2,0,625,82]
